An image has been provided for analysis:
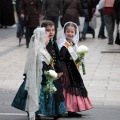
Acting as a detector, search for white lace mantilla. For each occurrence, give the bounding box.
[23,27,48,120]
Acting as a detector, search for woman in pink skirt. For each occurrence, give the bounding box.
[58,22,93,117]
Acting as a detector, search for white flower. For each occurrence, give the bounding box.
[48,70,57,78]
[44,70,58,93]
[45,70,58,80]
[77,45,89,54]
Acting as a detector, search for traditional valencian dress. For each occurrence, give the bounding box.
[11,28,66,120]
[59,22,92,113]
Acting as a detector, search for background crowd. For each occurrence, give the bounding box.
[0,0,120,120]
[0,0,120,47]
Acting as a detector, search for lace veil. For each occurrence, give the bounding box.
[24,27,47,120]
[58,21,79,50]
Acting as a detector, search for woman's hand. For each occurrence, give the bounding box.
[21,14,24,20]
[57,72,63,78]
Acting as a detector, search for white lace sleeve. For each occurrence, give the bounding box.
[36,51,48,99]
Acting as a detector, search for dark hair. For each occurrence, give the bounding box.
[64,22,77,33]
[41,20,54,27]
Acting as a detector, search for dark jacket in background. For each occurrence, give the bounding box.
[20,0,41,27]
[80,0,94,22]
[62,0,81,26]
[0,0,15,26]
[16,0,21,14]
[41,0,63,16]
[114,0,120,24]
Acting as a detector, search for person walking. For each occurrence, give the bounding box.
[15,0,22,38]
[20,0,41,48]
[95,0,116,44]
[41,0,63,41]
[0,0,15,28]
[80,0,95,40]
[94,0,107,39]
[62,0,81,26]
[114,0,120,25]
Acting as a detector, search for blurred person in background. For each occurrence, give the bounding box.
[94,0,107,39]
[95,0,116,45]
[0,0,15,28]
[41,0,63,41]
[20,0,41,48]
[15,0,23,38]
[114,0,120,25]
[62,0,81,27]
[80,0,95,40]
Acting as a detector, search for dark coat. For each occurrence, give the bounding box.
[80,0,94,22]
[46,40,62,73]
[60,46,87,97]
[16,0,21,14]
[114,0,120,24]
[0,0,15,26]
[41,0,63,16]
[20,0,41,27]
[43,40,64,102]
[62,0,81,25]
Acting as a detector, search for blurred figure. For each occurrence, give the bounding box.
[95,0,116,45]
[15,0,23,38]
[97,9,107,39]
[62,0,81,26]
[114,0,120,45]
[41,0,63,41]
[20,0,41,48]
[114,0,120,25]
[0,0,15,28]
[80,0,95,40]
[94,0,107,39]
[60,0,64,28]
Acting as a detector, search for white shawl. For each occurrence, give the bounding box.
[24,27,48,120]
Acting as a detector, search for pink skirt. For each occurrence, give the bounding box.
[63,89,93,112]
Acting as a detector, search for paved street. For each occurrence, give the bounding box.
[0,18,120,120]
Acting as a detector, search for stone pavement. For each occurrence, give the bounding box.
[0,18,120,109]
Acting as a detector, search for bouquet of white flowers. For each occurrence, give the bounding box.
[76,45,89,75]
[44,70,58,94]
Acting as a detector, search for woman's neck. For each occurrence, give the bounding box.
[66,39,73,43]
[66,40,74,46]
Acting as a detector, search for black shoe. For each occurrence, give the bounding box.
[82,34,86,40]
[108,42,113,45]
[54,114,62,120]
[98,35,107,39]
[54,116,58,120]
[0,26,3,28]
[57,114,62,118]
[4,26,7,29]
[26,44,29,48]
[68,112,82,117]
[103,36,107,39]
[35,114,41,120]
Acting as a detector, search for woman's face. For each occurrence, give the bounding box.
[45,25,55,39]
[65,26,76,42]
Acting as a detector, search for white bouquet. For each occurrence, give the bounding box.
[77,45,89,54]
[44,70,58,93]
[76,45,89,75]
